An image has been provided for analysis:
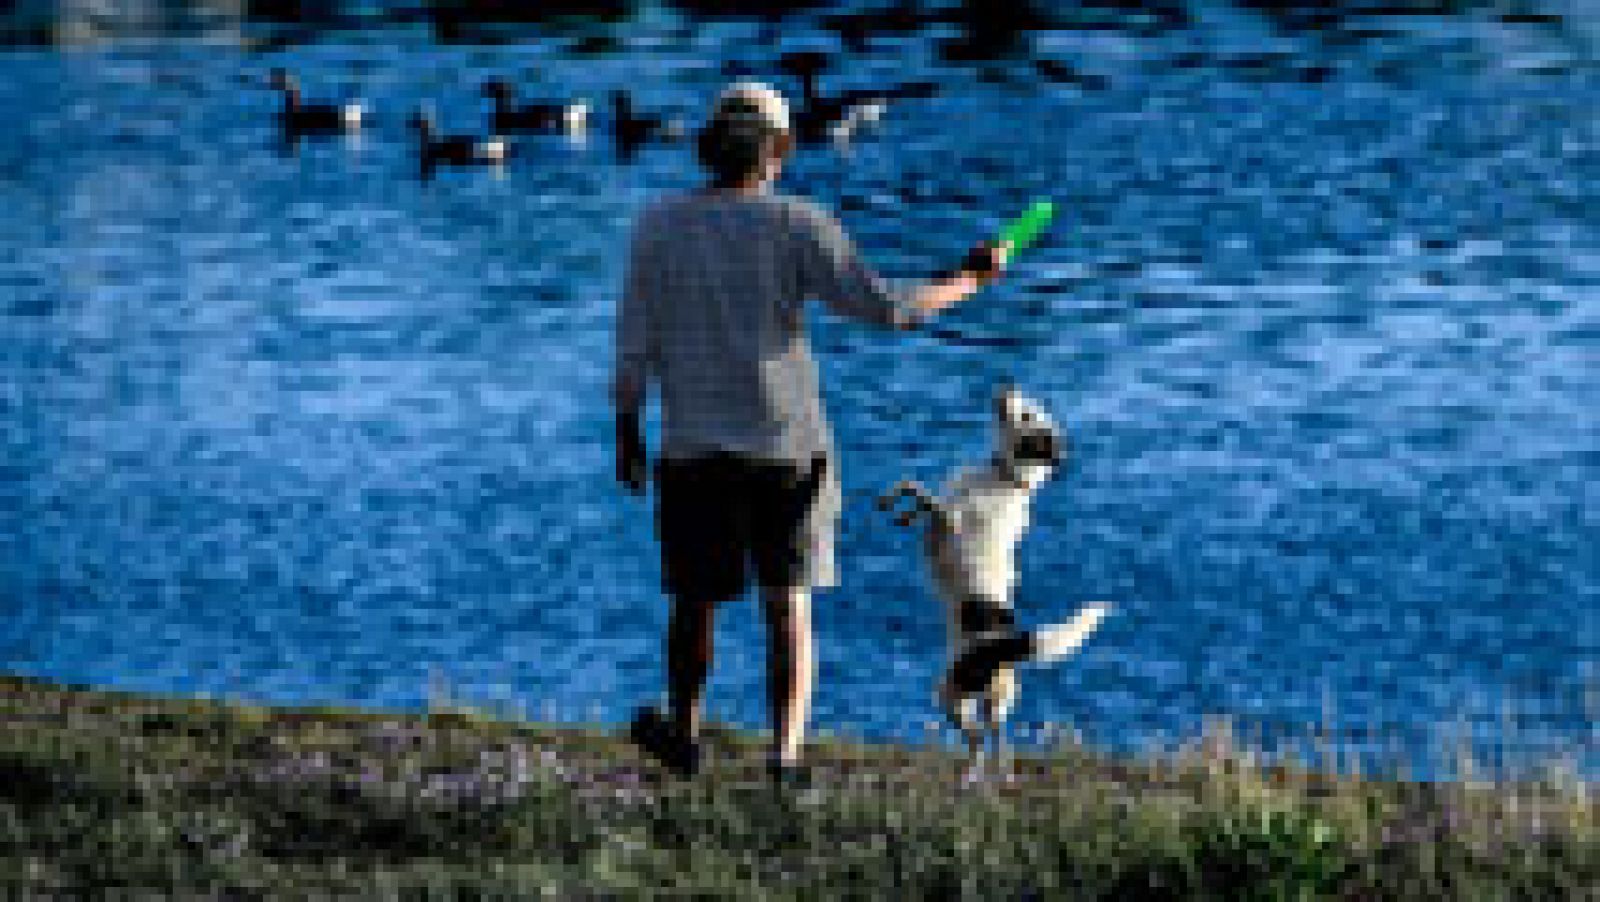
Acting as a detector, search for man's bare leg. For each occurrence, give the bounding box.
[667,598,716,741]
[761,585,813,765]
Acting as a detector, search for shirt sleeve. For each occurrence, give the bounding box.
[789,200,917,329]
[613,214,658,409]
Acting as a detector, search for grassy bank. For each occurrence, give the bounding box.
[0,675,1591,897]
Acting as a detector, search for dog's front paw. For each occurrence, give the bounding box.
[876,479,914,511]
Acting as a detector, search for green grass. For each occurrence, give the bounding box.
[0,674,1592,897]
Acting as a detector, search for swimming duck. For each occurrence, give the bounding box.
[409,106,509,170]
[482,77,589,133]
[779,51,935,145]
[608,91,684,154]
[268,68,364,135]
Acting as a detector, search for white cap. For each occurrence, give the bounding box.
[711,80,791,134]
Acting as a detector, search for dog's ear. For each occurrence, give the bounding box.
[994,382,1020,420]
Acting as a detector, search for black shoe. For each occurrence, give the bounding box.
[628,706,701,778]
[766,758,817,793]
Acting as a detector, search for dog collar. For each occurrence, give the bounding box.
[993,456,1029,490]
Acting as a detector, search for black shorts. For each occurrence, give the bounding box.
[654,452,829,605]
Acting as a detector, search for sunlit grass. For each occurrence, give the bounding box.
[0,674,1591,896]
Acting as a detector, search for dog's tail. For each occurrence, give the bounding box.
[945,603,1112,695]
[1029,602,1113,663]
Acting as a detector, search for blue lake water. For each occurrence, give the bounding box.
[0,3,1594,778]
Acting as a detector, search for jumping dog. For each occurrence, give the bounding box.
[879,385,1111,773]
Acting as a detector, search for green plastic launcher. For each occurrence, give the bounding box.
[997,200,1056,254]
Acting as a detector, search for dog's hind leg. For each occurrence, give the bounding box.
[986,670,1019,781]
[940,680,989,782]
[961,718,988,783]
[981,698,1003,781]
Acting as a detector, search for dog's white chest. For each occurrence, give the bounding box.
[927,468,1037,606]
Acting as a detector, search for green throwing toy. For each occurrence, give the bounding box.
[996,200,1057,254]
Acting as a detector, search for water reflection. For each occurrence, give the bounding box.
[6,0,1590,58]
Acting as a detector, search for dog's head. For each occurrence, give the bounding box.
[994,384,1064,488]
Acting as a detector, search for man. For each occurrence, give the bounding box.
[615,81,1006,783]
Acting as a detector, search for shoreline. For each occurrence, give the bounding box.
[1,673,1592,895]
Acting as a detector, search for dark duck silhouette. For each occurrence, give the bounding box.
[608,91,684,155]
[482,77,589,134]
[778,51,936,145]
[409,106,509,173]
[268,68,364,136]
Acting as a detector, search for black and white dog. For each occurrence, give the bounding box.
[879,385,1111,773]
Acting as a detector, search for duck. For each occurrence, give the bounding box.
[482,77,589,133]
[608,91,684,154]
[818,97,887,146]
[268,68,364,135]
[409,106,509,170]
[778,51,935,145]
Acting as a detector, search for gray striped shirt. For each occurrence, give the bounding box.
[613,190,921,464]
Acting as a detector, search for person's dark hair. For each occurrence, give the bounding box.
[696,100,788,185]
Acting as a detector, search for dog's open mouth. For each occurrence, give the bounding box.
[1010,431,1060,465]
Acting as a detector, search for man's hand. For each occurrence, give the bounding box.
[958,240,1009,284]
[914,241,1012,319]
[617,409,647,496]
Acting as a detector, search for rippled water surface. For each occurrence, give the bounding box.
[1,3,1594,776]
